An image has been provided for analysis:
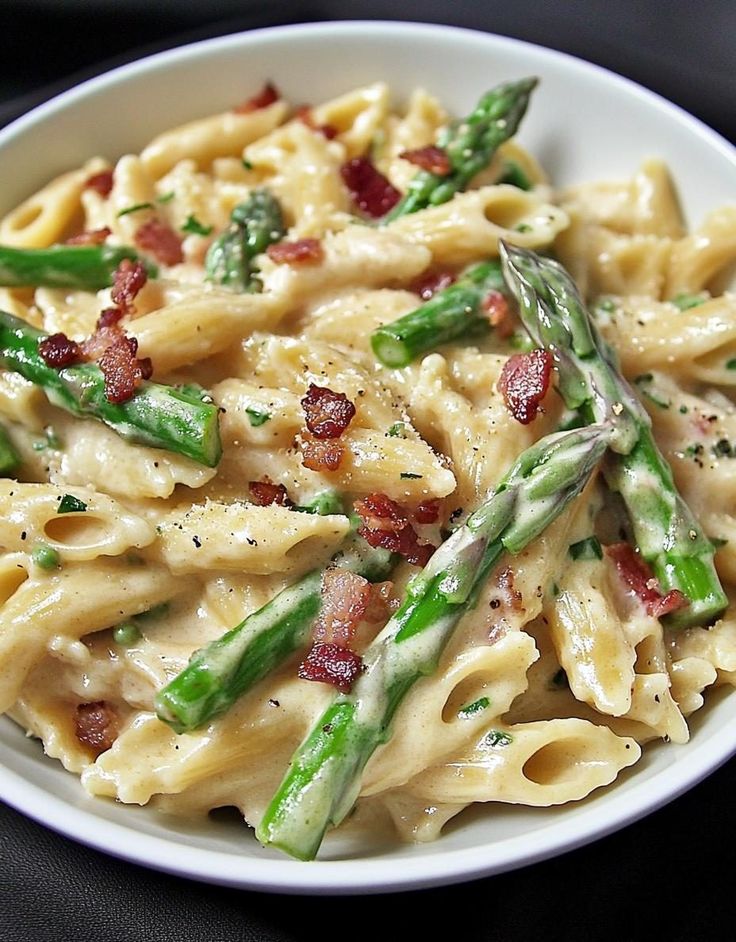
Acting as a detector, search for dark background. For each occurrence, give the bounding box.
[2,2,735,940]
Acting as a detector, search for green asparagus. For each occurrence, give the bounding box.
[256,422,612,859]
[0,420,19,476]
[0,244,151,290]
[205,189,285,291]
[499,242,727,628]
[155,532,394,733]
[384,77,538,221]
[0,311,222,467]
[371,260,509,367]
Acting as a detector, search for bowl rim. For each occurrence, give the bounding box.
[1,18,735,895]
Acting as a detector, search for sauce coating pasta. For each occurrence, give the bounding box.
[0,78,734,859]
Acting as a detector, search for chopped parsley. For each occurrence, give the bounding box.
[157,191,175,204]
[387,422,407,438]
[726,358,736,371]
[245,407,271,427]
[634,374,670,409]
[400,472,422,480]
[515,222,532,233]
[671,292,708,311]
[482,729,513,748]
[568,536,603,561]
[242,158,254,170]
[458,696,490,719]
[117,201,154,217]
[57,494,87,514]
[181,214,213,236]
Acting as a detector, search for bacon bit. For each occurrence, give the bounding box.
[314,568,372,646]
[301,383,356,439]
[65,226,112,246]
[134,219,183,266]
[301,437,345,472]
[84,170,114,197]
[354,492,436,567]
[482,290,513,338]
[248,479,292,507]
[266,238,324,265]
[38,333,83,368]
[364,580,397,622]
[414,499,441,524]
[97,330,150,403]
[498,349,553,425]
[74,701,119,755]
[234,81,280,113]
[97,306,125,328]
[295,105,338,139]
[607,543,689,618]
[298,641,364,692]
[399,145,452,176]
[110,258,147,315]
[340,156,401,219]
[80,323,122,361]
[409,269,456,301]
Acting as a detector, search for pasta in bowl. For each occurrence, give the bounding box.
[1,21,735,893]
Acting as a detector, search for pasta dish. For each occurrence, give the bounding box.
[0,76,735,860]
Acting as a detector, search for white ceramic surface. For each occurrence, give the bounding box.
[1,21,735,895]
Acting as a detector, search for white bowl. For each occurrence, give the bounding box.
[1,20,735,896]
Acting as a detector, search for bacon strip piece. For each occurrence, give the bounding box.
[482,290,513,338]
[498,348,553,424]
[298,641,364,692]
[414,499,441,524]
[314,568,372,646]
[295,105,337,139]
[301,438,345,472]
[354,492,435,567]
[266,238,324,265]
[409,269,455,301]
[606,542,688,618]
[74,701,119,755]
[249,479,292,507]
[111,258,147,315]
[84,170,114,197]
[340,156,401,219]
[399,145,452,176]
[301,383,356,439]
[234,81,280,113]
[96,330,152,404]
[65,226,112,246]
[134,219,183,266]
[38,333,83,368]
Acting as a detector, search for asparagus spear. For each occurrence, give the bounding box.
[384,77,538,222]
[371,260,509,367]
[205,188,285,291]
[0,312,221,467]
[0,421,19,476]
[155,532,394,733]
[0,244,150,291]
[256,422,612,860]
[499,242,727,628]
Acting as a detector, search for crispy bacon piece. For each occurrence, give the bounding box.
[301,437,345,472]
[314,568,372,646]
[340,156,401,219]
[498,348,553,425]
[414,499,441,524]
[97,330,151,403]
[399,145,452,176]
[410,269,455,301]
[134,219,183,266]
[111,258,147,315]
[65,226,112,246]
[298,641,364,692]
[364,580,398,622]
[354,492,435,567]
[84,170,114,197]
[248,479,292,507]
[74,701,119,755]
[266,238,324,265]
[97,306,125,328]
[295,105,338,139]
[301,383,356,439]
[483,290,513,338]
[234,81,280,113]
[606,542,688,618]
[38,333,83,368]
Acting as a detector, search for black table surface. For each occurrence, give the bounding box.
[2,3,735,940]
